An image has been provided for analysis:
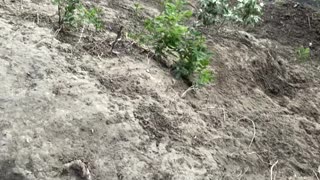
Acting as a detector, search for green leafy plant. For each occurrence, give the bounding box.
[174,29,213,85]
[197,0,263,26]
[296,46,310,61]
[52,0,103,31]
[198,0,232,26]
[141,0,213,86]
[234,0,263,25]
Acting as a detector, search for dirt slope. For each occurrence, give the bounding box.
[0,0,319,180]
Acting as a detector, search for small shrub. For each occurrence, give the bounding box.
[198,0,232,26]
[52,0,103,31]
[174,29,213,85]
[234,0,263,25]
[142,0,213,86]
[296,46,310,61]
[198,0,263,26]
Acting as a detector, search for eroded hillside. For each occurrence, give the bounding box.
[0,0,319,179]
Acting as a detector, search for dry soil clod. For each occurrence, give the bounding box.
[63,160,92,180]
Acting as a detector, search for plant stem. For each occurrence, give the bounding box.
[58,5,63,29]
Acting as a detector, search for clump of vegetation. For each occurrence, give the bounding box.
[198,0,263,26]
[130,0,265,86]
[197,0,231,26]
[139,0,213,86]
[234,0,264,25]
[296,46,311,61]
[52,0,103,31]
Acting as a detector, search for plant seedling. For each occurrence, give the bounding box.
[296,46,310,61]
[52,0,103,31]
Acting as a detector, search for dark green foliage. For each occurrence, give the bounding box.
[198,0,263,26]
[198,0,231,25]
[52,0,103,30]
[296,46,311,61]
[141,0,213,86]
[234,0,263,25]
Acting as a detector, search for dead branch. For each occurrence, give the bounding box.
[308,15,311,30]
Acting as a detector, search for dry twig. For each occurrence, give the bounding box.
[270,160,278,180]
[313,170,320,180]
[77,26,86,44]
[220,108,226,125]
[181,85,195,98]
[237,117,256,149]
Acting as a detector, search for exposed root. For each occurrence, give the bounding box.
[314,170,320,180]
[63,160,92,180]
[237,117,256,149]
[181,85,196,98]
[270,160,278,180]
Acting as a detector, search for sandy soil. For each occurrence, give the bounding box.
[0,0,319,179]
